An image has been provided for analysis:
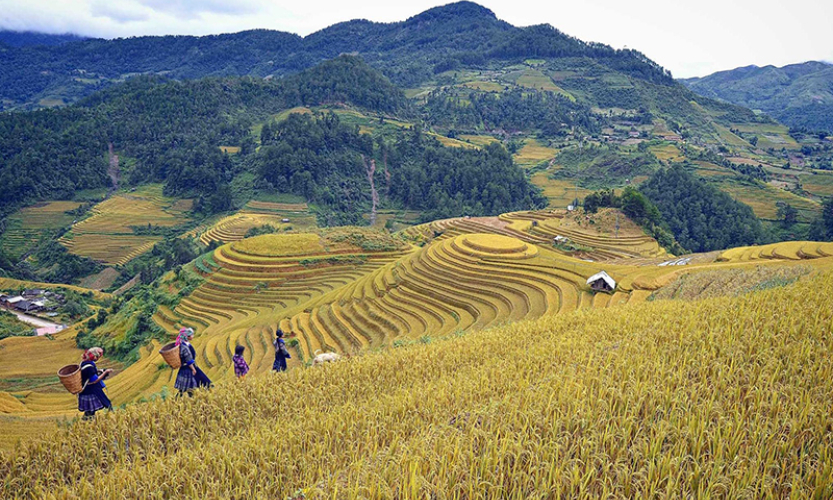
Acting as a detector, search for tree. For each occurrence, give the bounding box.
[776,202,799,227]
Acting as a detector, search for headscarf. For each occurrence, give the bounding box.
[82,347,103,362]
[176,327,194,346]
[276,328,284,339]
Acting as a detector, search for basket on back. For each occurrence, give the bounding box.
[57,364,83,394]
[159,342,181,369]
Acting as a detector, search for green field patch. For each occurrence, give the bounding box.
[531,173,593,208]
[0,201,85,258]
[691,161,734,177]
[712,123,752,148]
[714,178,821,222]
[458,134,499,147]
[458,81,505,92]
[801,172,833,197]
[648,143,683,162]
[511,68,575,100]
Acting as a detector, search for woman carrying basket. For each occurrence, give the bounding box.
[78,347,113,420]
[174,328,212,396]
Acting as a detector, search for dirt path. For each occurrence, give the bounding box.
[107,142,120,194]
[8,310,62,329]
[363,155,379,226]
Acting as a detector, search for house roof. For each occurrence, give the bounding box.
[587,271,616,289]
[6,296,25,304]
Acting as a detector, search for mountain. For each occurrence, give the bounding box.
[0,30,87,47]
[0,1,675,110]
[682,61,833,131]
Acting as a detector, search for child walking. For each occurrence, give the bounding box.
[233,344,249,380]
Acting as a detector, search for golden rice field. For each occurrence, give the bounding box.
[5,211,833,458]
[530,173,592,208]
[59,185,192,265]
[513,139,558,168]
[197,203,316,246]
[2,270,833,498]
[715,178,822,223]
[0,201,84,258]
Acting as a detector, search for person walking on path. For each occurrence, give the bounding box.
[272,329,291,372]
[232,344,249,380]
[174,328,212,396]
[78,347,113,420]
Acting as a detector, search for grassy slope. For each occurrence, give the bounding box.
[2,270,832,498]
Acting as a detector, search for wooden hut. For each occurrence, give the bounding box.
[587,271,616,293]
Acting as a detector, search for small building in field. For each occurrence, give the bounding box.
[14,300,42,313]
[587,271,616,293]
[4,296,24,306]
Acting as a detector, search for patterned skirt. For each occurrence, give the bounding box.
[175,365,211,391]
[78,385,111,412]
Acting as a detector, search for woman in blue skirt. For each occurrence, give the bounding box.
[78,347,113,420]
[272,328,291,372]
[174,328,212,396]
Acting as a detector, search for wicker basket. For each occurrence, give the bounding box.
[159,342,181,369]
[57,364,83,394]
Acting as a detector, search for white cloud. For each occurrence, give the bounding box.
[0,0,830,77]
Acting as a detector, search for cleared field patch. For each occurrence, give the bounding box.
[458,134,499,147]
[648,143,683,162]
[801,172,833,197]
[0,201,84,258]
[691,161,735,177]
[712,123,751,149]
[514,139,558,168]
[78,267,121,290]
[429,134,478,149]
[715,179,821,222]
[59,185,192,265]
[511,68,575,100]
[531,173,592,208]
[458,81,504,92]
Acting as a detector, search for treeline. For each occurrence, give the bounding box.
[638,166,767,252]
[0,56,405,217]
[257,113,547,222]
[584,167,767,253]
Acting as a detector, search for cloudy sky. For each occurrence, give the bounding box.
[0,0,830,78]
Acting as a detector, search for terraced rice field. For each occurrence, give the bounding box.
[802,172,833,197]
[715,178,821,222]
[530,172,594,208]
[198,202,316,245]
[7,211,833,444]
[0,201,84,258]
[514,139,558,168]
[59,185,192,265]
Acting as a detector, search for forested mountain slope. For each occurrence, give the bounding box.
[0,1,675,110]
[682,61,833,131]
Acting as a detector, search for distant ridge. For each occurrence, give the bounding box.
[682,61,833,131]
[0,30,87,47]
[0,1,672,110]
